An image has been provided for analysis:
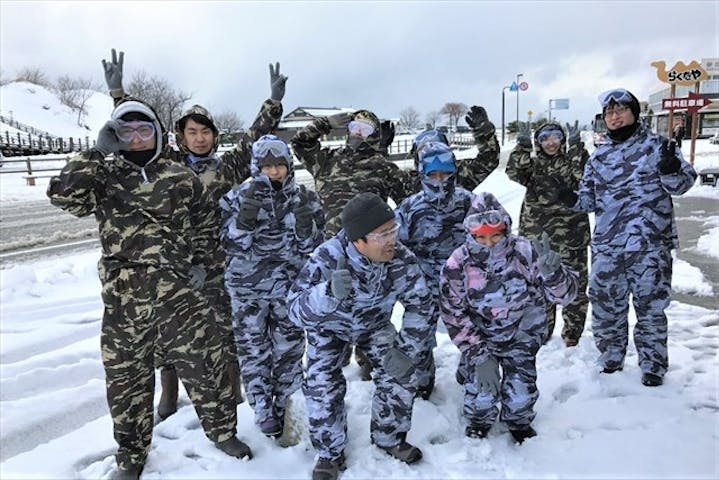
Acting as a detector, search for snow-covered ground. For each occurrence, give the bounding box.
[1,84,718,478]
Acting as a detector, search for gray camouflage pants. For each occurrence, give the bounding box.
[589,248,672,376]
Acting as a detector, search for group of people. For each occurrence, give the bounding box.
[46,49,696,480]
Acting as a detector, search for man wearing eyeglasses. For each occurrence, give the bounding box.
[287,192,434,480]
[557,88,697,387]
[47,94,253,478]
[506,121,590,348]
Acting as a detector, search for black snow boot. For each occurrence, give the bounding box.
[110,464,143,480]
[157,366,178,420]
[641,373,663,387]
[601,361,624,374]
[374,438,423,464]
[465,423,490,439]
[509,425,537,444]
[417,373,435,400]
[215,436,253,460]
[312,454,346,480]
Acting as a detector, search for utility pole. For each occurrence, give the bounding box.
[501,85,510,145]
[516,73,524,132]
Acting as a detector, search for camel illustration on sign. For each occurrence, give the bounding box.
[651,60,709,86]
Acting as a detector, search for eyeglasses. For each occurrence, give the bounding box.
[116,120,156,142]
[252,138,291,161]
[464,210,506,236]
[604,105,630,117]
[536,128,564,143]
[347,120,375,138]
[365,223,400,244]
[598,88,633,107]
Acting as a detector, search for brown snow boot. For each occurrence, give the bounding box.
[157,366,178,420]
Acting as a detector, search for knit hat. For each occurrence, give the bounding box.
[601,89,641,121]
[341,192,395,241]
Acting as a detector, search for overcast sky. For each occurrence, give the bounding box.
[1,0,717,129]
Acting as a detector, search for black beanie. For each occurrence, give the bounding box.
[342,192,395,241]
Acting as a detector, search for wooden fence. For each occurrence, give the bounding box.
[0,155,71,185]
[0,130,93,157]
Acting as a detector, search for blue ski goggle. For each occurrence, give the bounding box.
[598,88,633,107]
[252,138,291,161]
[347,120,375,138]
[413,129,449,151]
[536,128,564,143]
[420,147,456,174]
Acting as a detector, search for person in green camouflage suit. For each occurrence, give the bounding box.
[102,50,286,418]
[505,121,590,346]
[47,93,253,479]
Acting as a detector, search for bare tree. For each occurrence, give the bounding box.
[214,110,244,134]
[425,110,441,129]
[15,66,50,87]
[440,102,468,130]
[54,76,99,126]
[399,107,421,131]
[126,71,192,130]
[0,68,10,86]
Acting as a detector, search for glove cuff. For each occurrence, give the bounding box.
[109,88,126,100]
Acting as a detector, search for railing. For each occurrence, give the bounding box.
[0,130,93,156]
[0,154,71,185]
[0,115,57,138]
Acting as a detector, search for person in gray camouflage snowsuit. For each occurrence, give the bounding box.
[506,120,590,347]
[47,95,252,480]
[557,88,697,387]
[291,109,413,381]
[101,48,287,418]
[287,193,434,480]
[440,192,578,443]
[220,134,325,438]
[395,141,476,400]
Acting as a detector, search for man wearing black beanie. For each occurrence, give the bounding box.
[287,192,435,480]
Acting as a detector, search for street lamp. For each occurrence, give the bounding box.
[516,73,523,133]
[501,86,510,145]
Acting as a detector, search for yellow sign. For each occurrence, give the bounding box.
[651,60,709,85]
[528,110,533,116]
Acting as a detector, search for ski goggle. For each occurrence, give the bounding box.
[347,120,375,138]
[252,138,292,161]
[419,148,456,174]
[115,120,156,142]
[365,222,400,244]
[464,210,507,236]
[413,129,449,151]
[598,88,633,107]
[536,128,564,143]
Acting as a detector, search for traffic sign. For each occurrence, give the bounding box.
[509,82,518,92]
[519,82,529,91]
[661,91,711,112]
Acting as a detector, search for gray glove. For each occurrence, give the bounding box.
[327,112,354,130]
[565,120,581,147]
[269,62,287,102]
[94,120,123,156]
[465,105,494,137]
[383,347,414,384]
[532,232,562,277]
[101,48,124,92]
[475,356,500,396]
[517,122,532,149]
[329,256,352,300]
[188,265,207,290]
[237,184,263,231]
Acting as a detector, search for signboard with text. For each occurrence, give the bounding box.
[651,59,709,86]
[661,92,712,112]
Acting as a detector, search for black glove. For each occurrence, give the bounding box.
[188,265,207,290]
[379,120,395,150]
[517,122,532,149]
[101,48,124,94]
[269,62,287,102]
[565,120,581,147]
[556,187,578,208]
[293,201,314,239]
[328,255,352,300]
[658,139,681,175]
[327,112,354,130]
[237,185,263,231]
[95,120,124,156]
[383,347,414,384]
[532,232,562,277]
[465,105,495,137]
[474,356,500,396]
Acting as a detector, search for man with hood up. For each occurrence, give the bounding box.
[101,49,287,418]
[557,88,697,387]
[220,134,324,440]
[47,94,253,478]
[395,141,476,400]
[291,109,414,381]
[506,120,590,347]
[440,192,578,443]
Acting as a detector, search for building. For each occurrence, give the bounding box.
[275,106,356,143]
[646,57,719,138]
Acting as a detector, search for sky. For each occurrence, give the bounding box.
[1,0,717,128]
[1,68,718,479]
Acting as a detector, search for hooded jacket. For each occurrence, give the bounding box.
[220,145,324,299]
[439,192,578,364]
